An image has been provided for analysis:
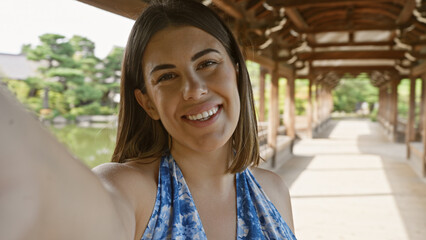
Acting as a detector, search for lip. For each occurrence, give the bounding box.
[182,105,222,128]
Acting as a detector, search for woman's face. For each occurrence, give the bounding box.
[136,26,240,154]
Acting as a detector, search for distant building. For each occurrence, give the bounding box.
[0,53,40,81]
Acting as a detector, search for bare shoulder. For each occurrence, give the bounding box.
[250,167,295,232]
[92,158,160,206]
[92,158,159,185]
[92,158,161,239]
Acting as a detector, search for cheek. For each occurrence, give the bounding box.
[151,88,179,119]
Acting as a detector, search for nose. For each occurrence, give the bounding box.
[182,73,208,101]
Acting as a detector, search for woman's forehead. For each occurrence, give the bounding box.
[142,26,226,64]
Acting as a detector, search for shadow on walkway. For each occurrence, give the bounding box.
[276,118,426,240]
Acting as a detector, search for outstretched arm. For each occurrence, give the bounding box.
[0,86,135,240]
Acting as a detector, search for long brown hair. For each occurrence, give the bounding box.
[112,0,260,173]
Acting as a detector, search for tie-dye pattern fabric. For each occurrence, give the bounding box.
[141,154,297,240]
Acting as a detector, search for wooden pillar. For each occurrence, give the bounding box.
[322,86,327,121]
[329,88,332,115]
[385,83,391,135]
[391,79,399,142]
[258,66,267,122]
[378,86,383,123]
[406,78,416,159]
[422,75,426,177]
[307,77,313,138]
[378,87,381,122]
[317,84,322,125]
[313,82,318,126]
[386,84,390,126]
[381,85,387,127]
[420,77,425,134]
[315,82,320,126]
[285,73,296,138]
[267,63,279,166]
[320,85,325,123]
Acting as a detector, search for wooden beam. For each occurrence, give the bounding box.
[245,0,264,13]
[298,50,405,60]
[412,61,426,77]
[412,53,426,59]
[77,0,147,19]
[312,66,397,74]
[284,8,316,44]
[285,8,309,31]
[396,0,416,26]
[267,0,405,8]
[301,24,397,33]
[413,40,426,47]
[312,41,394,48]
[246,50,294,78]
[212,0,244,19]
[306,8,398,26]
[247,51,275,70]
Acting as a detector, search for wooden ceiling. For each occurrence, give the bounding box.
[78,0,426,87]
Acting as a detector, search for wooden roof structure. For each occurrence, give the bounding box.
[78,0,426,85]
[78,0,426,176]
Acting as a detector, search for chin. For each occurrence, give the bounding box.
[194,137,232,153]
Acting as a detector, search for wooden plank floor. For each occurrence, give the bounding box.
[276,118,426,240]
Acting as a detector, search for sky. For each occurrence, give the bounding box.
[0,0,135,58]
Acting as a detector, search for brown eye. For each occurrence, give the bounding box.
[197,60,217,70]
[157,73,177,82]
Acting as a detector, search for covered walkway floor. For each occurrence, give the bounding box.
[276,118,426,240]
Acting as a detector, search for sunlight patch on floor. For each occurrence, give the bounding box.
[289,154,409,240]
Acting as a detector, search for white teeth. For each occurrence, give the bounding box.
[186,106,219,121]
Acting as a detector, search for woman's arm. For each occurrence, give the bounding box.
[0,87,135,240]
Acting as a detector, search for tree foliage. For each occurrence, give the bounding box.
[4,33,124,120]
[333,75,378,113]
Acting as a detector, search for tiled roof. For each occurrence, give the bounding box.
[0,53,40,80]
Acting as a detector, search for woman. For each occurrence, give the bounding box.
[0,0,295,239]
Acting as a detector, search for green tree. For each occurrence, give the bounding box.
[70,35,96,58]
[6,33,123,119]
[25,34,80,114]
[98,46,124,107]
[24,34,107,118]
[333,76,378,113]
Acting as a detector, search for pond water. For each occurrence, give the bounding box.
[49,125,117,169]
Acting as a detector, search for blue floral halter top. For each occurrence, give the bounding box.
[141,154,297,239]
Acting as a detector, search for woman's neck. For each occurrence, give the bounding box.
[170,140,234,191]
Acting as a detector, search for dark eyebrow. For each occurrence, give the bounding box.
[150,64,176,76]
[191,48,220,62]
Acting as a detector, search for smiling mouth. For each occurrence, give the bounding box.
[185,105,220,121]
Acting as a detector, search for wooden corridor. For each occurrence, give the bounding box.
[275,118,426,240]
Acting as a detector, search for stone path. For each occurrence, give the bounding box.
[276,118,426,240]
